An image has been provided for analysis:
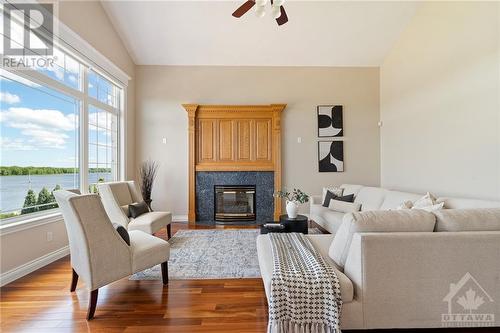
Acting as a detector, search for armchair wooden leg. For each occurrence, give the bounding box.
[70,268,78,292]
[167,224,171,239]
[161,261,169,285]
[87,289,98,320]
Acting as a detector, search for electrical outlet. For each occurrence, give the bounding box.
[46,231,53,242]
[297,137,302,143]
[162,137,167,144]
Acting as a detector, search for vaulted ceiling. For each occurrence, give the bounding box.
[102,1,420,66]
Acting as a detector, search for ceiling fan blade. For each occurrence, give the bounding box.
[232,0,255,18]
[276,6,288,25]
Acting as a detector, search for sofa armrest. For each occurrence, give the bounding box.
[344,231,500,329]
[311,195,323,205]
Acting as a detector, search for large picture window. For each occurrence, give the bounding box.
[0,46,124,222]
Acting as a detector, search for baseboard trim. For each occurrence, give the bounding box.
[172,215,188,222]
[0,245,70,287]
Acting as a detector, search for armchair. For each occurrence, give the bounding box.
[98,181,172,238]
[54,190,170,320]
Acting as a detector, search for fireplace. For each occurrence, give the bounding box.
[214,185,256,222]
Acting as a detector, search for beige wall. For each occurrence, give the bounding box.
[1,1,136,277]
[135,66,380,217]
[380,1,500,200]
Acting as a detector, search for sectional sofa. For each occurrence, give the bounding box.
[257,184,500,329]
[310,184,500,234]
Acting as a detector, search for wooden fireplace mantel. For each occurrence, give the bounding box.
[183,104,286,224]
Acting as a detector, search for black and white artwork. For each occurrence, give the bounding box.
[318,141,344,172]
[317,105,343,137]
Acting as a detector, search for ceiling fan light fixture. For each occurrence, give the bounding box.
[256,0,268,7]
[255,5,266,18]
[274,0,285,7]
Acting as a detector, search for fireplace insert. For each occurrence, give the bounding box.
[214,185,256,222]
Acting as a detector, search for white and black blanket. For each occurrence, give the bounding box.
[268,233,342,333]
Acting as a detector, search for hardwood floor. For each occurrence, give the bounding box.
[0,223,496,333]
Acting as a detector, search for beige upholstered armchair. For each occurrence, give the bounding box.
[54,190,170,320]
[98,181,172,238]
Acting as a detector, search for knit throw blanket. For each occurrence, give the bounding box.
[268,233,343,333]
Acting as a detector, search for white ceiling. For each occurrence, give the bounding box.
[101,1,420,67]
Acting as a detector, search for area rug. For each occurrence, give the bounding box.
[130,228,322,280]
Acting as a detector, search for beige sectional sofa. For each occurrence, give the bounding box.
[310,184,500,234]
[257,184,500,329]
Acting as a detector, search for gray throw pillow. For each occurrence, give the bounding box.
[129,201,150,218]
[112,223,130,246]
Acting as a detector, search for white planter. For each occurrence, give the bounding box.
[286,201,299,219]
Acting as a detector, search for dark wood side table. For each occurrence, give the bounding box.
[259,214,309,234]
[280,214,309,234]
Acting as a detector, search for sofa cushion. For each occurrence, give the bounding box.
[321,210,346,233]
[437,197,500,209]
[433,208,500,231]
[256,234,354,303]
[129,230,170,273]
[354,187,387,211]
[379,190,423,210]
[329,210,436,268]
[328,200,361,214]
[128,211,172,234]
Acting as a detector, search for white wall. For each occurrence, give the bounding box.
[380,1,500,200]
[135,66,380,217]
[1,1,136,281]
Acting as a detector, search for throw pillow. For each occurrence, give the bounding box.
[112,223,130,246]
[413,202,444,212]
[334,194,355,203]
[329,210,436,269]
[413,192,438,209]
[129,201,150,218]
[322,186,344,203]
[396,200,413,210]
[322,190,339,207]
[328,200,361,213]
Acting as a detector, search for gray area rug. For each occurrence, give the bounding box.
[130,228,322,280]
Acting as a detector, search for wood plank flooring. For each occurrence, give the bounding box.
[0,222,497,333]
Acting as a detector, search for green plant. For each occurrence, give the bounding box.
[274,188,309,204]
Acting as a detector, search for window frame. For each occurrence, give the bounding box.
[0,43,126,226]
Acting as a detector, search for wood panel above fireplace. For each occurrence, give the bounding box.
[183,104,286,223]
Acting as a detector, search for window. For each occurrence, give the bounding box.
[0,46,124,223]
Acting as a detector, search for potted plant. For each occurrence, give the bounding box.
[139,160,159,210]
[274,188,309,219]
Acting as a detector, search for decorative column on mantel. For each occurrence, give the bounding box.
[182,104,286,224]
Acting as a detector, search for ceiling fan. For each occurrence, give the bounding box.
[232,0,289,26]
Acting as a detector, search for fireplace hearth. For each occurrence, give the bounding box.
[214,185,256,222]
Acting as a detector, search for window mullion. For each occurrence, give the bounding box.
[81,67,89,193]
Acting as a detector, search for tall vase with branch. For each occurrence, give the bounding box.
[139,160,159,210]
[274,188,309,219]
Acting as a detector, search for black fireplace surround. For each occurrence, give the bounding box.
[196,171,274,223]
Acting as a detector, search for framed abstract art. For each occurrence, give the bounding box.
[318,141,344,172]
[317,105,343,137]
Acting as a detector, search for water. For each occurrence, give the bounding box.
[0,173,111,212]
